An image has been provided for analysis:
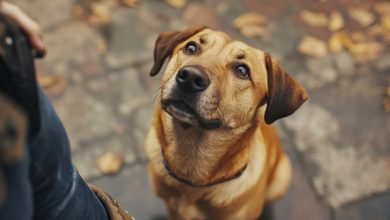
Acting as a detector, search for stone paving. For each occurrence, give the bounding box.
[11,0,390,219]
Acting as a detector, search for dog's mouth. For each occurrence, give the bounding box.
[163,100,196,125]
[162,100,222,130]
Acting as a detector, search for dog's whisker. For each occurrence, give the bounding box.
[152,89,161,104]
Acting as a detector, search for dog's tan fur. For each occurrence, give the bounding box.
[145,27,308,219]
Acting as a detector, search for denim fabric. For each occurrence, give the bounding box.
[0,150,33,220]
[0,86,110,220]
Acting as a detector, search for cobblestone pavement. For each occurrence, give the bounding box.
[11,0,390,219]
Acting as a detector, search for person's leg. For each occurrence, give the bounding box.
[0,150,33,220]
[28,86,109,220]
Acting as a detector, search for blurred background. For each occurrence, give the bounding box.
[10,0,390,219]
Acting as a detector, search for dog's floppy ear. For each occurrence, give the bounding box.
[264,53,308,124]
[149,26,207,77]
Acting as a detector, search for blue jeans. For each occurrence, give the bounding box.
[0,87,110,220]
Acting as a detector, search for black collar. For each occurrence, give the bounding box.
[163,158,248,187]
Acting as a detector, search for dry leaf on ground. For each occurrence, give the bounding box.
[387,85,390,97]
[37,74,67,97]
[348,8,375,27]
[72,4,86,18]
[96,152,124,175]
[375,2,390,15]
[233,13,267,38]
[328,33,344,52]
[233,13,266,28]
[88,2,112,26]
[330,32,353,51]
[166,0,186,9]
[384,85,390,112]
[384,99,390,112]
[328,10,344,31]
[368,24,386,38]
[239,25,267,38]
[298,36,328,57]
[301,10,328,27]
[350,32,366,42]
[381,15,390,31]
[120,0,139,7]
[348,41,384,61]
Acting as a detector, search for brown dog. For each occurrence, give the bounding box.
[145,27,308,220]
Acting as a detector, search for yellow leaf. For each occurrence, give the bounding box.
[368,24,384,37]
[298,36,328,57]
[348,8,375,27]
[96,152,124,175]
[301,10,328,27]
[239,26,267,39]
[375,2,390,15]
[328,34,343,53]
[37,74,67,97]
[232,13,267,29]
[349,41,383,61]
[120,0,139,8]
[387,85,390,97]
[328,10,344,31]
[233,13,268,39]
[166,0,186,9]
[328,32,353,53]
[89,2,112,25]
[350,32,366,42]
[381,15,390,31]
[72,4,86,18]
[384,99,390,112]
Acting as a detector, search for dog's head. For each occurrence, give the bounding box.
[150,27,308,129]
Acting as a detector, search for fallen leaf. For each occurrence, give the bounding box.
[166,0,186,9]
[348,41,384,61]
[368,24,385,38]
[301,10,328,27]
[239,25,268,38]
[328,33,344,52]
[89,2,112,26]
[387,85,390,97]
[384,85,390,112]
[350,31,366,42]
[330,32,354,51]
[233,13,266,28]
[72,4,86,19]
[381,15,390,31]
[328,10,344,31]
[120,0,139,7]
[348,8,375,27]
[96,152,124,175]
[368,24,390,42]
[233,13,267,39]
[384,99,390,112]
[37,74,67,97]
[298,36,328,57]
[375,2,390,15]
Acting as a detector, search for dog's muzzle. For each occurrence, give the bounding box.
[176,66,210,93]
[162,66,221,129]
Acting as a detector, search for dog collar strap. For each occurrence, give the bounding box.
[163,158,247,187]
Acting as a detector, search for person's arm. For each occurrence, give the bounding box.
[0,1,45,56]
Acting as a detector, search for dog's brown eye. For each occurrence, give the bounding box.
[234,64,250,79]
[183,41,199,55]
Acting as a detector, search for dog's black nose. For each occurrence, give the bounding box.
[176,66,210,93]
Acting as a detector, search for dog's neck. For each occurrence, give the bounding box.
[156,106,259,185]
